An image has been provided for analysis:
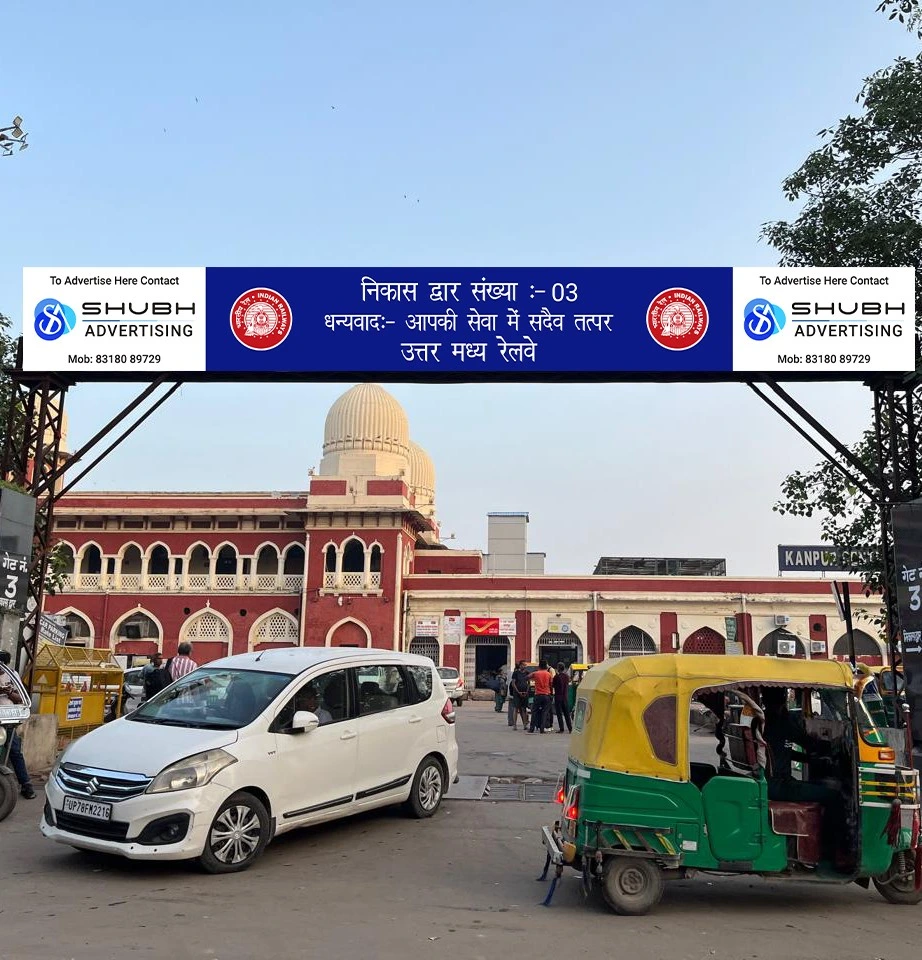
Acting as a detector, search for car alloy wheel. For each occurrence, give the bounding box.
[209,804,262,865]
[418,764,443,812]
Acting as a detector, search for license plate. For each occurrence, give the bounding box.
[62,796,113,821]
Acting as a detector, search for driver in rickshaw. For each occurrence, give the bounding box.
[762,687,836,805]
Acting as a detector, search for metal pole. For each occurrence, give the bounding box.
[842,582,856,670]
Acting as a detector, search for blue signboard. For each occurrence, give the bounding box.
[22,266,915,378]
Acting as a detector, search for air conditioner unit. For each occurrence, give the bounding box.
[810,640,827,654]
[774,615,790,627]
[777,639,797,657]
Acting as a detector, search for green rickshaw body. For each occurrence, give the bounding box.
[543,655,922,915]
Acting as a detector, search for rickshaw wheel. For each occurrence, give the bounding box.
[0,769,18,822]
[873,853,922,905]
[601,856,665,916]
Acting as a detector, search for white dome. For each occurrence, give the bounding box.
[408,441,435,501]
[323,384,410,458]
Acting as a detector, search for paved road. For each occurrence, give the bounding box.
[1,704,911,960]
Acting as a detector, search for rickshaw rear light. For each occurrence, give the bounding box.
[564,787,580,821]
[556,787,565,805]
[878,748,896,762]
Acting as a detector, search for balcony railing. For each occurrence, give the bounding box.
[59,572,305,594]
[321,571,382,592]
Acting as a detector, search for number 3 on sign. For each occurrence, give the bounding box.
[4,575,16,600]
[910,585,921,612]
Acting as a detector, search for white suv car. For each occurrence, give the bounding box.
[41,648,459,873]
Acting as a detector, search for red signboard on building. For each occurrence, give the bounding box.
[465,617,499,636]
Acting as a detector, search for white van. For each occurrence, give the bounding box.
[41,648,459,873]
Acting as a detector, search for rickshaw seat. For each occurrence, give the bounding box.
[768,801,824,865]
[725,723,758,770]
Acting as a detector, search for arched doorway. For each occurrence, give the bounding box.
[250,610,299,651]
[328,618,371,647]
[536,631,583,668]
[408,638,440,664]
[833,630,884,666]
[758,628,806,659]
[608,626,657,660]
[180,610,232,664]
[463,635,511,690]
[683,627,726,655]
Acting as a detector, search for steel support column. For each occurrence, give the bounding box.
[1,371,70,681]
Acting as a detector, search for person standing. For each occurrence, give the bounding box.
[510,661,530,730]
[528,660,553,734]
[494,667,507,713]
[553,661,572,733]
[0,651,35,799]
[169,642,198,681]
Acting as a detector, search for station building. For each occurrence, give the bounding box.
[42,383,885,689]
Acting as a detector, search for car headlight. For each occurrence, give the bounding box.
[147,749,237,794]
[49,743,72,780]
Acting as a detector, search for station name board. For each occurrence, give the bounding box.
[22,266,915,378]
[777,545,877,573]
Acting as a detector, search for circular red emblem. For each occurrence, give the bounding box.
[646,288,709,351]
[230,288,292,351]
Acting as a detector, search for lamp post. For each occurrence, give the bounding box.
[1,116,28,156]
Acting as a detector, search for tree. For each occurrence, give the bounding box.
[0,311,16,444]
[765,2,921,626]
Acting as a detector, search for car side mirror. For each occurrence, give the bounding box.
[291,710,320,734]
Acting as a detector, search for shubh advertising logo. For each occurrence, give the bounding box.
[743,299,786,341]
[34,299,77,341]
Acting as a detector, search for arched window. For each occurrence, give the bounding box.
[148,545,170,575]
[758,628,806,659]
[55,544,75,589]
[609,626,657,659]
[324,545,337,571]
[187,545,210,589]
[683,627,726,656]
[215,545,238,589]
[79,545,102,587]
[181,610,232,663]
[250,610,298,648]
[342,538,365,573]
[369,544,382,587]
[833,630,883,662]
[117,611,160,642]
[255,545,280,588]
[62,610,92,646]
[282,545,305,591]
[120,544,143,589]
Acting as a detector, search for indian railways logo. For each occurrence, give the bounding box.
[646,288,708,351]
[229,288,292,351]
[34,299,78,342]
[743,298,786,341]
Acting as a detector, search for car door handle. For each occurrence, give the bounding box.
[408,715,422,724]
[340,730,357,740]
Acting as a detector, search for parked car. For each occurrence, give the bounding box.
[437,666,465,706]
[41,648,459,874]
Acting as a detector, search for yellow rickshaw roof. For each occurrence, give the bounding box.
[570,655,858,780]
[579,653,855,697]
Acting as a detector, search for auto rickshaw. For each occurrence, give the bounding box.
[0,661,32,822]
[539,654,922,915]
[567,663,591,713]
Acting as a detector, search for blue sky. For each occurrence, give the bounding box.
[1,1,917,574]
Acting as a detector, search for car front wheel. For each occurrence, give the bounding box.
[198,792,270,874]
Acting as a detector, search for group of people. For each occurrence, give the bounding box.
[495,660,573,734]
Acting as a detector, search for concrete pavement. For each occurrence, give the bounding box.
[0,702,910,960]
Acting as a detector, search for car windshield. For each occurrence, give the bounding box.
[438,668,458,679]
[128,668,294,730]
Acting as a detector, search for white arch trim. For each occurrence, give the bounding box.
[324,616,372,647]
[213,540,240,557]
[109,606,165,650]
[184,541,212,559]
[248,608,299,650]
[116,540,145,560]
[76,541,104,562]
[179,607,234,649]
[144,541,172,560]
[253,541,282,559]
[54,606,96,645]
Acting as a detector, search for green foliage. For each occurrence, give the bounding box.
[765,3,922,628]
